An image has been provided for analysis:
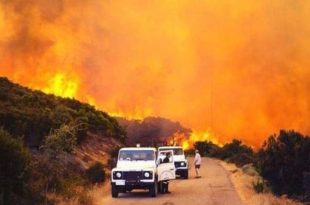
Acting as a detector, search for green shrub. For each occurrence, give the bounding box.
[86,162,105,184]
[0,128,42,205]
[257,130,310,196]
[184,149,195,156]
[194,139,254,167]
[54,173,87,200]
[253,179,265,193]
[193,141,220,157]
[218,139,253,160]
[228,152,255,167]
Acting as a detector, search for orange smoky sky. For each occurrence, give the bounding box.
[1,0,310,147]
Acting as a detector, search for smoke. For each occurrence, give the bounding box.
[1,0,310,146]
[117,116,191,147]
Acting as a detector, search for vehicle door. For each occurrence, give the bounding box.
[157,150,176,181]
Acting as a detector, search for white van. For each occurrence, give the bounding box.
[111,147,176,198]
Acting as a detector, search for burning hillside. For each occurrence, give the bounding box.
[117,117,191,148]
[117,116,222,150]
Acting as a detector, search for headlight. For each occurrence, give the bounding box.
[116,172,122,178]
[144,172,150,178]
[181,162,185,166]
[143,171,152,179]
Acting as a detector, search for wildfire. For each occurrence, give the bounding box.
[182,141,190,150]
[189,130,222,146]
[108,109,153,120]
[169,130,222,150]
[43,73,78,98]
[1,0,310,147]
[185,130,223,150]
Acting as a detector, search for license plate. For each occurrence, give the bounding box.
[126,180,138,183]
[116,181,125,186]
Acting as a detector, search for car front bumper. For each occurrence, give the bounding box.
[111,181,154,192]
[175,167,188,175]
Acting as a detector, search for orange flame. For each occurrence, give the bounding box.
[168,130,222,150]
[108,109,153,120]
[43,73,79,98]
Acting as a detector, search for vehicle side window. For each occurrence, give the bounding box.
[159,151,173,163]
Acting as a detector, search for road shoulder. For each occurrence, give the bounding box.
[220,160,303,205]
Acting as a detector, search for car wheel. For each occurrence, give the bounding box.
[157,181,161,193]
[111,183,119,198]
[149,182,158,197]
[183,171,188,179]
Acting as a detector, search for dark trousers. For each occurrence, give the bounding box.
[161,181,169,193]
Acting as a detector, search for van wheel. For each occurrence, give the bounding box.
[149,182,157,197]
[111,184,119,198]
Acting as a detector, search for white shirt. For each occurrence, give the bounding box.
[194,153,201,165]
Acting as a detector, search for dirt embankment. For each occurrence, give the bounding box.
[74,133,122,170]
[56,134,122,205]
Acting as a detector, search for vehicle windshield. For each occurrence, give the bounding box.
[160,148,183,155]
[118,150,155,161]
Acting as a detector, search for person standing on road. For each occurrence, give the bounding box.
[194,150,201,178]
[160,152,171,193]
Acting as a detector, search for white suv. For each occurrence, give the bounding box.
[158,146,188,179]
[111,147,176,197]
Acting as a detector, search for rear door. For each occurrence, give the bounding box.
[157,150,176,181]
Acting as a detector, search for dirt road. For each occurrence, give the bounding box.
[98,158,244,205]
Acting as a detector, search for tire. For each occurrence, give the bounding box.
[149,182,158,197]
[183,171,189,179]
[157,181,162,193]
[111,183,119,198]
[158,181,164,193]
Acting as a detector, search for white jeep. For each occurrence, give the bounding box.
[158,146,189,179]
[111,147,176,197]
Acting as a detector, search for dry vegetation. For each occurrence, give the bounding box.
[220,161,304,205]
[74,133,121,170]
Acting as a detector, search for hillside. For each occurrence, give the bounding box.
[0,77,127,205]
[0,77,126,147]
